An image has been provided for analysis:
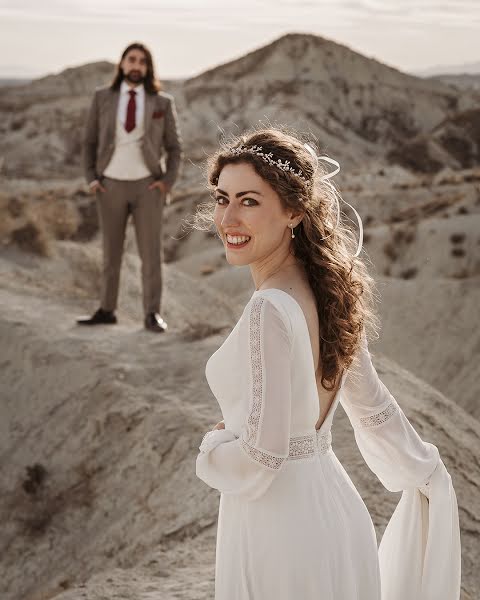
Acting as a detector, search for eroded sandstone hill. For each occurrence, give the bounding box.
[388,108,480,172]
[1,32,479,179]
[1,32,479,600]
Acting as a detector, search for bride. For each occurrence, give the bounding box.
[195,128,460,600]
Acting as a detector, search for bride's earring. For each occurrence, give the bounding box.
[289,224,295,239]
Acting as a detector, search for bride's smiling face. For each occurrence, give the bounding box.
[213,162,299,266]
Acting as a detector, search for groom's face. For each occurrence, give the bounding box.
[121,49,148,85]
[214,162,296,267]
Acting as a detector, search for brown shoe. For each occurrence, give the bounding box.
[144,312,167,333]
[77,308,117,325]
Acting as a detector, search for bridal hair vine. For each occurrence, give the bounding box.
[226,144,308,182]
[225,143,340,184]
[224,142,363,257]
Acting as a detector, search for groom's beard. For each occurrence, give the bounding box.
[124,70,145,84]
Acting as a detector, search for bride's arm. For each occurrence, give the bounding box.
[341,332,461,600]
[340,333,440,492]
[196,296,292,501]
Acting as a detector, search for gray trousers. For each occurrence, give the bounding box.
[96,176,164,315]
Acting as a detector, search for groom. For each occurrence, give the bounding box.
[77,42,183,333]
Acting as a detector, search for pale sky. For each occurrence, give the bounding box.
[1,0,479,79]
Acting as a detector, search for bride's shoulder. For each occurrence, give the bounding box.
[246,288,304,332]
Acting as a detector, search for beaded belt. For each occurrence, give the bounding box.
[288,430,332,460]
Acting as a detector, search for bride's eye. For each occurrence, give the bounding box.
[242,198,259,207]
[215,196,228,206]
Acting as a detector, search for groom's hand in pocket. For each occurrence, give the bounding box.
[89,180,106,194]
[148,179,169,194]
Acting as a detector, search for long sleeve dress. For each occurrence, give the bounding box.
[196,288,461,600]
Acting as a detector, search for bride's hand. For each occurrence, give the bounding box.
[213,421,225,430]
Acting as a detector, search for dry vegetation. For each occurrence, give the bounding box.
[0,189,98,256]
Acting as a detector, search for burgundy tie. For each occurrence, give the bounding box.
[125,89,136,132]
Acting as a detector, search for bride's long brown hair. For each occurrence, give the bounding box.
[197,128,378,390]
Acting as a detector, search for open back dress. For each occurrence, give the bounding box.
[196,288,460,600]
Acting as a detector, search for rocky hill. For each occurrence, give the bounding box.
[180,33,469,162]
[1,33,478,179]
[1,32,479,600]
[432,73,480,92]
[5,62,115,100]
[388,109,480,172]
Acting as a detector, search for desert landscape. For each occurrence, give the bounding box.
[0,33,479,600]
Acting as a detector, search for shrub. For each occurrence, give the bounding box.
[450,233,466,244]
[363,215,374,226]
[7,197,24,218]
[393,227,416,245]
[400,267,418,279]
[10,221,51,256]
[22,464,48,495]
[10,119,23,131]
[383,241,398,261]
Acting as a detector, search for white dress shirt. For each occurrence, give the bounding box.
[102,80,152,181]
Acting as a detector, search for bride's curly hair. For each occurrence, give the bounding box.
[197,128,378,390]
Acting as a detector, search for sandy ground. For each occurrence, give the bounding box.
[0,234,479,600]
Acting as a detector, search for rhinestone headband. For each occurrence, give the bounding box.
[226,144,308,182]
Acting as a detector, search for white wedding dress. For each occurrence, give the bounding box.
[196,289,461,600]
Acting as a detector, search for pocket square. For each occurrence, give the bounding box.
[152,110,165,119]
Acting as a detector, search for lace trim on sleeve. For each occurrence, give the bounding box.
[241,438,285,470]
[241,296,291,470]
[359,400,398,428]
[245,296,265,446]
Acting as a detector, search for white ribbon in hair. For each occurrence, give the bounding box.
[304,143,363,257]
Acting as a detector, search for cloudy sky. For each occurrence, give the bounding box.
[1,0,479,79]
